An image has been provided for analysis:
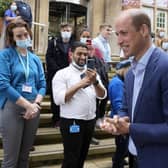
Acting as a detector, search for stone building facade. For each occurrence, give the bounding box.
[28,0,168,57]
[28,0,122,57]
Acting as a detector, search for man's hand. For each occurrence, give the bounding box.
[100,116,130,135]
[80,74,92,88]
[100,117,119,135]
[117,116,130,134]
[86,69,97,84]
[79,69,97,88]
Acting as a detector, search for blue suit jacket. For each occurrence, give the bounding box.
[120,48,168,168]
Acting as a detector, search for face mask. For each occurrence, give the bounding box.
[11,5,17,11]
[61,31,71,39]
[71,60,86,70]
[162,42,168,50]
[80,37,87,44]
[16,39,30,49]
[27,36,32,47]
[159,31,165,38]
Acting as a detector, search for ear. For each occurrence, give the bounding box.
[140,24,149,37]
[69,51,73,61]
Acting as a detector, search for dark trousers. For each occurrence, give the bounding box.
[60,117,96,168]
[96,95,108,119]
[112,135,128,168]
[129,153,138,168]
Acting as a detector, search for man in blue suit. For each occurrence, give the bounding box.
[101,9,168,168]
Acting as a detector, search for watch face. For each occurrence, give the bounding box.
[94,80,99,86]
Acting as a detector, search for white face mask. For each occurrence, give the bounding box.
[71,60,86,70]
[61,31,71,40]
[159,31,165,38]
[162,42,168,50]
[80,37,87,44]
[11,5,17,11]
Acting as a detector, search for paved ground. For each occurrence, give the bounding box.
[84,157,128,168]
[84,157,112,168]
[43,157,129,168]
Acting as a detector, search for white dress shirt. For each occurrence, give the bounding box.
[52,64,107,120]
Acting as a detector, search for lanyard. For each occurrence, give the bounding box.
[18,51,29,83]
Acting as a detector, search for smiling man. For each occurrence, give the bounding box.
[101,9,168,168]
[52,41,106,168]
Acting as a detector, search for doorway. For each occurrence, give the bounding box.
[49,1,87,39]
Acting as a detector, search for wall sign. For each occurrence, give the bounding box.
[55,0,80,4]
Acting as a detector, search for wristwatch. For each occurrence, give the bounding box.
[93,80,99,86]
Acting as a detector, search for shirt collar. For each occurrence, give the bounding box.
[98,34,108,43]
[132,44,155,71]
[70,63,86,72]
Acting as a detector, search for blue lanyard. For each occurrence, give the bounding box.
[18,50,29,83]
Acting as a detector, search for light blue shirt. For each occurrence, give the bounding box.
[128,44,155,155]
[93,35,112,62]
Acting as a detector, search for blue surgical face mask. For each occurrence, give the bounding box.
[11,5,17,11]
[80,37,88,44]
[61,31,71,40]
[27,35,32,47]
[16,39,30,49]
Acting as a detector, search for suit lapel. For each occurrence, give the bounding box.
[133,48,160,121]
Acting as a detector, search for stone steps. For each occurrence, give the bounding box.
[29,138,115,167]
[0,95,115,167]
[0,138,115,167]
[35,156,114,168]
[35,127,112,144]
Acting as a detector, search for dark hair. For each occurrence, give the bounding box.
[60,22,72,29]
[9,1,16,7]
[71,41,88,52]
[79,28,90,36]
[129,10,151,33]
[5,19,32,47]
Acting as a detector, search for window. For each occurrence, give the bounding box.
[157,11,167,30]
[141,0,154,5]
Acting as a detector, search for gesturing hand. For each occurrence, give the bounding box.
[100,117,119,135]
[100,116,130,135]
[116,116,130,134]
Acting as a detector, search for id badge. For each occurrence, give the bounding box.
[22,84,32,93]
[69,124,80,133]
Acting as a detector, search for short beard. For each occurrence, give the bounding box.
[71,60,86,70]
